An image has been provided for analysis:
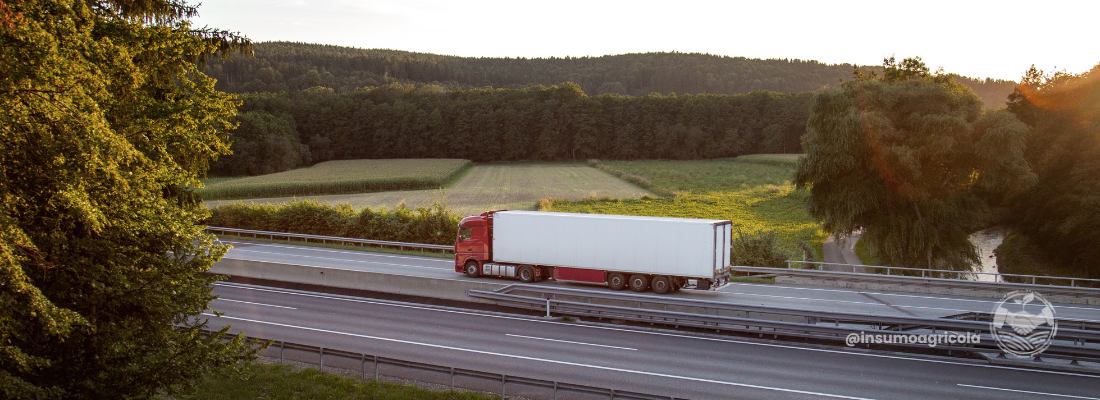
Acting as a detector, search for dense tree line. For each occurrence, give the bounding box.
[998,64,1100,279]
[203,42,1016,107]
[211,83,813,175]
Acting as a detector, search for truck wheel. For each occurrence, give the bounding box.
[518,266,535,283]
[628,274,649,292]
[607,273,626,290]
[464,261,480,278]
[651,276,671,294]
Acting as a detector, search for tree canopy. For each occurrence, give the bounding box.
[1,0,254,398]
[795,57,1033,270]
[202,42,1019,108]
[1002,63,1100,278]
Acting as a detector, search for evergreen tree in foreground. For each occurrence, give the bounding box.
[1,1,255,398]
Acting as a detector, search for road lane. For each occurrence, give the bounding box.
[205,282,1100,400]
[218,239,1100,323]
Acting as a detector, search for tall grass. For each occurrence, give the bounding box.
[179,362,492,400]
[205,198,461,245]
[200,159,471,200]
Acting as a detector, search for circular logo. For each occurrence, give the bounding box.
[990,290,1057,357]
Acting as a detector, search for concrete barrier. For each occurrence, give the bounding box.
[212,258,507,303]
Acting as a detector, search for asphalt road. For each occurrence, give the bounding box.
[219,239,1100,323]
[206,282,1100,400]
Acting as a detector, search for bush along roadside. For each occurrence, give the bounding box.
[731,229,790,269]
[204,200,461,245]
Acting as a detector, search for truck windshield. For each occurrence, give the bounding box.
[458,227,472,242]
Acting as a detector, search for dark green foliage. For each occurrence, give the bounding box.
[1,0,256,398]
[210,84,814,168]
[211,110,310,176]
[203,42,1018,107]
[205,200,460,245]
[730,230,791,269]
[796,57,1033,271]
[1003,64,1100,278]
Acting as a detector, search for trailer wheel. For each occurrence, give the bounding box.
[607,273,626,290]
[651,276,671,294]
[518,266,535,283]
[464,261,480,278]
[628,274,649,292]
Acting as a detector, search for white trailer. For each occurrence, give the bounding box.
[454,210,732,293]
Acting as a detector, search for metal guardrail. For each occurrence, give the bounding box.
[217,331,685,400]
[205,226,453,253]
[468,284,1100,364]
[787,260,1100,288]
[732,265,1100,299]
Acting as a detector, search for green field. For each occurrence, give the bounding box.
[206,164,651,217]
[600,155,800,193]
[544,157,825,258]
[200,159,471,200]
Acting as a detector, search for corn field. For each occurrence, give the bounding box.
[200,159,471,200]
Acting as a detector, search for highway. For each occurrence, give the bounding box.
[206,281,1100,399]
[219,239,1100,323]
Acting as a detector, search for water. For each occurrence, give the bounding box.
[968,227,1007,282]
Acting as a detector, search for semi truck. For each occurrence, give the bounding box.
[454,210,732,293]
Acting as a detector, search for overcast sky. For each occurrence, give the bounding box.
[192,0,1098,81]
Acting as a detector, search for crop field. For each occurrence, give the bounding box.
[199,159,471,200]
[545,156,825,258]
[205,164,651,217]
[600,156,800,193]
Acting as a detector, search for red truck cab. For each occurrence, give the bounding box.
[454,213,491,275]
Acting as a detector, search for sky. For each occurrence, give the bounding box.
[191,0,1099,81]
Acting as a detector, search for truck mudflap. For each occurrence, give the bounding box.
[696,267,732,290]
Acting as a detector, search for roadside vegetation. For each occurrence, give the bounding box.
[205,200,461,245]
[211,235,453,259]
[207,163,650,217]
[201,159,471,200]
[178,362,492,400]
[544,157,826,260]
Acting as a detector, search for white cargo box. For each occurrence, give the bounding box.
[492,211,731,279]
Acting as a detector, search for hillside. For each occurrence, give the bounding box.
[205,42,1016,107]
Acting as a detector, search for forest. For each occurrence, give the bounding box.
[204,42,1017,107]
[211,83,813,175]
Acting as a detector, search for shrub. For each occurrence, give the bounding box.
[731,230,790,268]
[205,200,461,245]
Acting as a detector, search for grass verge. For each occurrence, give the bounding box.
[176,362,492,400]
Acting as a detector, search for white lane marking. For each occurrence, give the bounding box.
[223,249,450,271]
[210,282,1100,379]
[506,334,637,350]
[215,298,296,309]
[724,282,1100,312]
[219,240,452,263]
[717,288,1100,322]
[957,384,1100,399]
[205,313,872,399]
